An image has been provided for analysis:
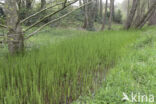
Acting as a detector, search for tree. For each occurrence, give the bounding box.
[127,0,130,20]
[83,0,89,29]
[83,0,96,31]
[124,0,139,30]
[112,0,115,20]
[79,0,82,6]
[135,1,156,28]
[101,0,108,30]
[99,0,103,18]
[17,0,34,21]
[132,0,141,26]
[1,0,92,54]
[108,0,114,30]
[149,0,156,25]
[41,0,46,9]
[133,0,146,27]
[3,0,24,54]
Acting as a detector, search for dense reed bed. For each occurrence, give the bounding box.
[0,29,140,104]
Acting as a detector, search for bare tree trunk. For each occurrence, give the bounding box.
[95,0,100,20]
[99,0,103,17]
[140,0,146,17]
[41,0,46,9]
[108,0,113,30]
[127,0,130,20]
[101,0,108,30]
[136,1,156,28]
[26,0,33,9]
[112,0,115,20]
[148,0,156,25]
[83,0,89,29]
[148,0,150,9]
[83,0,96,31]
[79,0,82,6]
[124,0,139,30]
[133,0,146,27]
[133,0,141,27]
[4,0,24,54]
[86,0,96,31]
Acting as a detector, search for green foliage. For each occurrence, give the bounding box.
[114,9,122,24]
[0,29,140,104]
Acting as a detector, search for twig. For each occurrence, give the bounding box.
[24,0,79,32]
[25,1,92,39]
[20,2,64,23]
[0,24,7,28]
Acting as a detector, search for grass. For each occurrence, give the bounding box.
[0,28,141,104]
[72,26,156,104]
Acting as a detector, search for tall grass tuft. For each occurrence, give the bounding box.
[0,29,140,104]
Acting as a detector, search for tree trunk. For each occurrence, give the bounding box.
[148,0,156,25]
[132,0,141,27]
[140,0,146,18]
[87,0,96,31]
[124,0,139,30]
[26,0,33,9]
[127,0,130,20]
[99,0,103,17]
[79,0,82,6]
[148,0,150,9]
[101,0,108,30]
[83,0,96,31]
[95,0,99,21]
[108,0,113,30]
[112,0,115,20]
[83,0,89,29]
[133,0,146,27]
[136,1,156,28]
[4,0,24,54]
[41,0,46,9]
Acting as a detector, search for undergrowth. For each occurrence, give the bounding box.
[0,29,140,104]
[72,26,156,104]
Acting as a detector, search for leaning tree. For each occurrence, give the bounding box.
[124,0,156,29]
[135,1,156,28]
[0,0,92,54]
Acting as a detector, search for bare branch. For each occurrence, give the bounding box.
[20,2,64,23]
[25,1,92,39]
[0,24,7,28]
[0,2,4,5]
[24,0,79,32]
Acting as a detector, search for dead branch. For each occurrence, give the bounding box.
[0,24,7,28]
[23,0,79,32]
[20,2,64,23]
[25,1,92,40]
